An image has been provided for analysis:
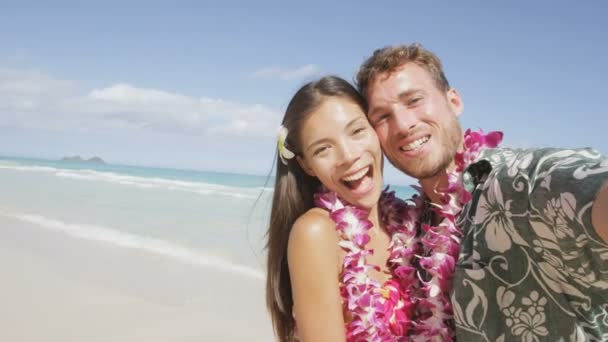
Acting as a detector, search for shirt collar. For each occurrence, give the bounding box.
[462,148,499,192]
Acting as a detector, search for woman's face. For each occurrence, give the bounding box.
[297,97,383,209]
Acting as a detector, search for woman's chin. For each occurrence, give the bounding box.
[345,185,382,210]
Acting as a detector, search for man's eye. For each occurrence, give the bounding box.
[408,97,422,106]
[375,113,389,123]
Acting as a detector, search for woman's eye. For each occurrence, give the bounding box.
[353,127,366,135]
[409,97,422,106]
[313,146,328,156]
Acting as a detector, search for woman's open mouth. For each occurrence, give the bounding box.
[340,166,374,195]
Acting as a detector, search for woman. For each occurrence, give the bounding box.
[265,76,418,341]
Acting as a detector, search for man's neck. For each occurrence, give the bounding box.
[419,136,467,204]
[419,157,458,204]
[420,171,450,204]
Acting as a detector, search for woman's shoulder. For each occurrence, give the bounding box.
[287,208,340,265]
[289,208,337,246]
[294,207,334,228]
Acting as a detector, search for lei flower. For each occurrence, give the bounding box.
[314,129,503,341]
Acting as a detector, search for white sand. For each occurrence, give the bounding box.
[0,216,274,342]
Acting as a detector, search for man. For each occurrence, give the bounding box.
[356,44,608,341]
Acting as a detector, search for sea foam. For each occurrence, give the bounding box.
[0,164,271,199]
[0,210,265,280]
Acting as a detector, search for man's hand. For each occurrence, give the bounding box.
[592,181,608,243]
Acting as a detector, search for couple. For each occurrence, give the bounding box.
[265,44,608,341]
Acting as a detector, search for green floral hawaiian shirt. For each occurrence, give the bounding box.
[451,147,608,341]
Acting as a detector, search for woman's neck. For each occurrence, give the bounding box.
[367,200,385,234]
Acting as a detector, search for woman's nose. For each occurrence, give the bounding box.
[336,141,359,166]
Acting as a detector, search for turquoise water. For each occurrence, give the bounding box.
[0,156,415,277]
[0,156,271,188]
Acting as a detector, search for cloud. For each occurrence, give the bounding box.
[250,64,321,81]
[0,68,75,101]
[0,68,79,129]
[0,68,281,138]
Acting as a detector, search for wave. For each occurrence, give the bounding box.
[0,210,265,280]
[0,164,273,199]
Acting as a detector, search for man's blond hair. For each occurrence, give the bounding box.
[356,43,450,97]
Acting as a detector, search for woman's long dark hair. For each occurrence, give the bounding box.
[265,76,367,341]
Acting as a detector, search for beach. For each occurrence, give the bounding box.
[0,157,277,340]
[0,156,413,341]
[0,215,273,342]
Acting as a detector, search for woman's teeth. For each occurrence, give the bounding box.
[341,166,370,182]
[401,136,430,152]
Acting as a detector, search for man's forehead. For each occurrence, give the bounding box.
[368,63,431,99]
[371,65,407,88]
[368,66,411,100]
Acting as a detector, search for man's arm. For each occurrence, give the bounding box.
[592,181,608,243]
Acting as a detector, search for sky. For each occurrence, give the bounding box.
[0,1,606,185]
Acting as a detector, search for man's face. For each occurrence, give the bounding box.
[366,63,463,179]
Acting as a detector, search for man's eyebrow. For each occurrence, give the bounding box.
[368,104,387,117]
[397,89,422,101]
[369,89,423,116]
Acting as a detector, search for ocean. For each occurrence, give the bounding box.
[0,156,415,280]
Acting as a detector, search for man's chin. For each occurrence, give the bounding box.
[402,168,442,180]
[394,159,450,180]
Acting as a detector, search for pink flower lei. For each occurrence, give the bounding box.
[314,129,503,341]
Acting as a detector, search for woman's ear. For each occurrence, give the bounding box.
[297,156,315,177]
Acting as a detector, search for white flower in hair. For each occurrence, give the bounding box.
[277,125,295,165]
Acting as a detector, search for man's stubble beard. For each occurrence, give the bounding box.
[390,115,462,180]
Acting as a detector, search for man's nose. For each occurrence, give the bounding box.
[392,107,418,136]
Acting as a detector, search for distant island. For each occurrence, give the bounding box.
[61,156,106,164]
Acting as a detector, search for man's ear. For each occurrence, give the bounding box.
[446,88,464,117]
[296,156,315,177]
